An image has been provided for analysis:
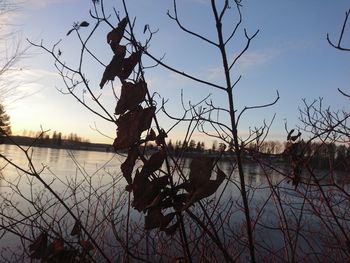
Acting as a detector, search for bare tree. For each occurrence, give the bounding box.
[0,0,30,104]
[1,1,350,262]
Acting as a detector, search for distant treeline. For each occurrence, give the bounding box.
[3,133,349,171]
[20,130,90,145]
[2,134,111,152]
[165,139,349,171]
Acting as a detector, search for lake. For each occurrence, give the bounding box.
[0,144,349,262]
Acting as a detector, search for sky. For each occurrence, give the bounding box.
[2,0,350,145]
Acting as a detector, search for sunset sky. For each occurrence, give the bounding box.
[3,0,350,144]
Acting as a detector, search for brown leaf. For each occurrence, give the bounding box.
[29,232,48,259]
[145,207,175,230]
[114,106,143,149]
[115,80,147,115]
[107,17,128,45]
[110,44,126,58]
[117,50,142,81]
[70,220,81,236]
[140,150,165,176]
[121,146,139,185]
[145,128,157,141]
[132,176,168,211]
[113,106,155,150]
[182,159,226,208]
[79,21,89,27]
[138,106,156,132]
[186,168,226,206]
[155,129,167,146]
[189,157,214,189]
[100,55,123,89]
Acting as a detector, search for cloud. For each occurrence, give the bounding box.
[232,48,282,72]
[25,0,79,9]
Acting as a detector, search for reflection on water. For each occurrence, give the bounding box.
[0,144,349,260]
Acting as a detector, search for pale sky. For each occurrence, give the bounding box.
[3,0,350,144]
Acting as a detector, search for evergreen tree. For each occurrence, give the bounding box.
[0,103,11,135]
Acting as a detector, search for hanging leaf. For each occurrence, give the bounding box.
[100,55,123,88]
[107,17,128,45]
[182,158,226,208]
[117,50,142,81]
[145,128,157,141]
[189,157,213,189]
[155,129,167,146]
[140,150,165,177]
[113,106,155,150]
[115,80,147,115]
[144,207,175,230]
[110,43,126,57]
[66,21,89,36]
[137,106,156,133]
[79,21,89,27]
[70,220,81,236]
[113,106,143,149]
[29,232,48,259]
[121,146,139,185]
[133,176,168,211]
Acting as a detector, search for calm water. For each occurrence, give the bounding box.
[1,144,349,261]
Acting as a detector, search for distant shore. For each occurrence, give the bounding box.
[1,135,113,152]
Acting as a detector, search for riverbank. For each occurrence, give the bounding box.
[1,135,113,152]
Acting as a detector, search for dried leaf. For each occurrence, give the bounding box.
[121,146,139,185]
[182,158,226,208]
[70,220,81,236]
[133,176,168,211]
[117,50,142,81]
[115,80,147,115]
[113,106,143,149]
[145,128,157,141]
[110,43,126,57]
[186,168,226,206]
[113,106,155,150]
[79,21,89,27]
[100,55,123,89]
[107,17,128,45]
[155,129,168,146]
[145,207,175,230]
[138,106,156,132]
[29,232,47,259]
[140,150,165,176]
[189,157,214,189]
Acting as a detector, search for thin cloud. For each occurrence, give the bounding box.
[233,48,282,72]
[25,0,79,9]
